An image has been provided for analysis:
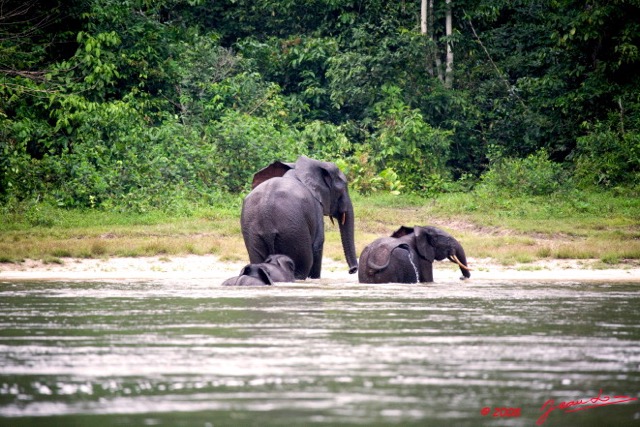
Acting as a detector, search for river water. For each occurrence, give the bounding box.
[1,279,639,427]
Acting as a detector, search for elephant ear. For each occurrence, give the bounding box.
[278,256,295,277]
[241,264,274,285]
[390,226,414,238]
[251,161,295,189]
[265,254,296,279]
[414,227,436,262]
[365,238,409,271]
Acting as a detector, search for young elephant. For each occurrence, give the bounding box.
[222,254,296,286]
[358,225,471,283]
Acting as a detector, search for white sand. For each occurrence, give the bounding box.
[1,255,638,283]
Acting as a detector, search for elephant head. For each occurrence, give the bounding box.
[392,225,471,279]
[222,254,296,286]
[250,156,358,275]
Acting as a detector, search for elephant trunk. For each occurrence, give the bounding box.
[338,200,358,274]
[451,244,471,279]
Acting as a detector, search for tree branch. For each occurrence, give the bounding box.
[465,11,526,108]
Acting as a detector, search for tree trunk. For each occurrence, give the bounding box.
[421,0,435,77]
[432,0,444,82]
[445,0,454,88]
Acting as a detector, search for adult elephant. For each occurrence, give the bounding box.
[241,156,358,279]
[358,225,471,283]
[222,254,296,286]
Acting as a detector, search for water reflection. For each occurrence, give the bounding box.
[0,280,639,426]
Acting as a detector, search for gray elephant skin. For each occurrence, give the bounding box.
[222,254,296,286]
[241,156,358,280]
[358,225,471,283]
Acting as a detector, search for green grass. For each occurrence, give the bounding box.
[0,189,639,267]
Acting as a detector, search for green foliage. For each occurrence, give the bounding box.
[573,128,640,189]
[301,120,352,160]
[206,110,307,193]
[238,36,339,116]
[13,96,222,212]
[2,0,640,213]
[336,153,404,196]
[368,85,452,194]
[479,150,568,196]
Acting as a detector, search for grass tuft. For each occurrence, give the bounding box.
[42,256,64,265]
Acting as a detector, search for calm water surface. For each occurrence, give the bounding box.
[0,279,639,427]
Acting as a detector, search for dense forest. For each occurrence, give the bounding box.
[1,0,639,212]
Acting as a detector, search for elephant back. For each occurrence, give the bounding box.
[363,237,410,271]
[222,274,271,286]
[359,237,419,284]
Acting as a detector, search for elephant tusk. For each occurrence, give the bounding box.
[329,216,335,226]
[341,212,346,226]
[450,254,472,271]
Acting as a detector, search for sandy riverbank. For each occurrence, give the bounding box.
[1,255,639,283]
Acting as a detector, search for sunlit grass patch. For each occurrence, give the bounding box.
[216,237,247,262]
[219,252,245,262]
[512,253,536,263]
[555,246,598,259]
[516,265,544,271]
[142,240,172,255]
[536,246,553,258]
[184,243,203,255]
[0,255,17,263]
[90,241,108,257]
[51,248,73,258]
[42,256,64,265]
[601,254,621,264]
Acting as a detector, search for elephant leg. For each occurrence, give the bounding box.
[357,245,373,283]
[273,230,314,280]
[307,216,325,279]
[388,248,421,283]
[309,246,323,279]
[418,260,434,283]
[243,231,278,265]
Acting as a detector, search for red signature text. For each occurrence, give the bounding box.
[536,389,638,425]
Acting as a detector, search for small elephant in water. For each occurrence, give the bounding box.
[222,254,296,286]
[358,225,471,283]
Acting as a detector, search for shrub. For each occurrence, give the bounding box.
[207,111,306,193]
[302,120,353,161]
[479,149,568,196]
[336,151,404,196]
[573,129,640,188]
[369,85,453,194]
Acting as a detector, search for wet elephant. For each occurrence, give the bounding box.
[358,225,471,283]
[222,254,296,286]
[241,156,358,280]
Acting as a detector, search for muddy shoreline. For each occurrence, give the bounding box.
[1,255,638,283]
